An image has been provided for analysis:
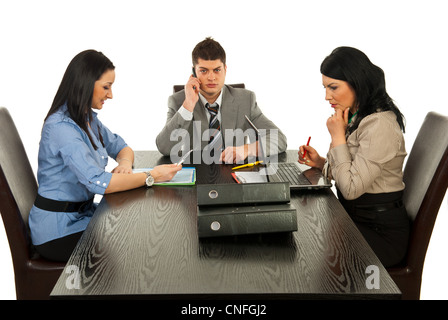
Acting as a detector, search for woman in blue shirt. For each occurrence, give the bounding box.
[29,50,181,261]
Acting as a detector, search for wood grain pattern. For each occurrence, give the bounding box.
[51,151,400,299]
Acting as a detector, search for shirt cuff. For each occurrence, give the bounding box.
[178,105,193,121]
[89,171,113,195]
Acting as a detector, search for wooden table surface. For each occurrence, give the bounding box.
[51,151,400,299]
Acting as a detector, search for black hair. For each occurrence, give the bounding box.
[320,46,405,133]
[46,50,115,149]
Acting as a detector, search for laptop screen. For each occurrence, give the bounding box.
[245,115,267,163]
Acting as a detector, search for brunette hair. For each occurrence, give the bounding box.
[192,37,226,66]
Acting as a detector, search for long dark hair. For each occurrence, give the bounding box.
[320,46,405,134]
[46,50,115,149]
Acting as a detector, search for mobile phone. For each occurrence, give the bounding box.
[192,67,197,90]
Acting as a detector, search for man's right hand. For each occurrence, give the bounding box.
[183,75,201,112]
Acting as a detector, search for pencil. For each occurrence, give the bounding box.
[231,161,263,170]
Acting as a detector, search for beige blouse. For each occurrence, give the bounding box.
[326,111,407,200]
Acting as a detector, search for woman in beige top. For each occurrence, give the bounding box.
[299,47,410,267]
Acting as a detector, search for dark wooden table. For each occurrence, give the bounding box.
[51,151,400,300]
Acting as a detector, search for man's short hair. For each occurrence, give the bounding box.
[192,37,226,66]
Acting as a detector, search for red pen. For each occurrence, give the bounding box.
[302,136,311,158]
[231,172,242,184]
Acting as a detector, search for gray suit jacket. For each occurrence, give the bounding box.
[156,85,287,157]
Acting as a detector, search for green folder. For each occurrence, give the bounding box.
[133,167,196,186]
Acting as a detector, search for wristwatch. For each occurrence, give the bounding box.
[145,171,154,187]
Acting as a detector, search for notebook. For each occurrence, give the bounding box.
[240,115,332,190]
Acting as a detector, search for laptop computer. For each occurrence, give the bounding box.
[243,115,332,190]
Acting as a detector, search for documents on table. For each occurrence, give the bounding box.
[232,170,268,184]
[133,167,196,185]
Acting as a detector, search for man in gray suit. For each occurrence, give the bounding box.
[156,37,287,164]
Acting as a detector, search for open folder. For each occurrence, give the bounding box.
[133,167,196,186]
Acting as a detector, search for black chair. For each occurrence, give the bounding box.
[387,111,448,300]
[173,83,245,93]
[0,107,65,300]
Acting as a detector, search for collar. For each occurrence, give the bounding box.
[199,87,223,107]
[348,111,358,124]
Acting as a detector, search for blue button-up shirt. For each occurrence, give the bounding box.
[29,104,127,245]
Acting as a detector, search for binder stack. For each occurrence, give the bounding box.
[196,182,298,238]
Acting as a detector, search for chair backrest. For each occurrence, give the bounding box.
[0,107,38,261]
[173,83,245,93]
[402,111,448,268]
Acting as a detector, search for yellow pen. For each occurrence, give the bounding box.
[232,161,263,170]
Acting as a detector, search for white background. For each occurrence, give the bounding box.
[0,0,447,299]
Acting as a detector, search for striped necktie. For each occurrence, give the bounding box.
[206,102,222,157]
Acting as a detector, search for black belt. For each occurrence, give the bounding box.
[34,194,94,212]
[355,200,404,213]
[336,188,405,214]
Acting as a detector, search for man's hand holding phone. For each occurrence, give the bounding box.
[183,68,201,112]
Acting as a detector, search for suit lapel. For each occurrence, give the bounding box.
[191,98,208,149]
[221,85,238,132]
[193,98,208,123]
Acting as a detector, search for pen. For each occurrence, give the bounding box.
[231,172,242,184]
[231,161,263,171]
[176,150,193,166]
[302,136,311,158]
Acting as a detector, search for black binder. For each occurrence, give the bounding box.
[197,182,290,206]
[197,182,298,238]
